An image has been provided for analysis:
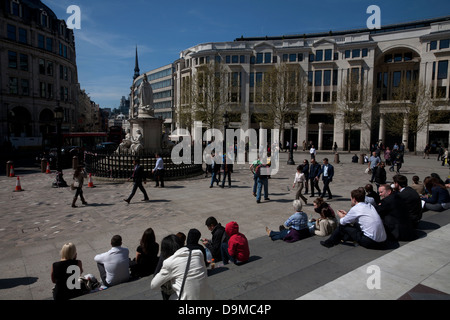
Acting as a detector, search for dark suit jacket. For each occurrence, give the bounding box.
[377,193,415,241]
[131,164,146,183]
[309,163,321,179]
[318,164,334,181]
[395,187,422,226]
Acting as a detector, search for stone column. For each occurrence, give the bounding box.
[318,122,324,150]
[379,113,385,143]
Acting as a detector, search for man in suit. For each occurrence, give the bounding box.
[377,184,415,241]
[124,158,149,203]
[317,158,334,200]
[309,158,322,198]
[393,175,422,228]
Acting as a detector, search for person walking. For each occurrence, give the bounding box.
[317,158,334,200]
[292,165,308,205]
[71,166,88,208]
[255,162,270,203]
[152,153,165,188]
[124,158,149,203]
[221,154,233,188]
[209,153,220,188]
[309,158,322,198]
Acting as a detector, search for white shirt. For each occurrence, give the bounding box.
[310,148,316,155]
[339,202,387,242]
[151,247,215,300]
[293,172,306,185]
[94,246,130,286]
[154,157,164,170]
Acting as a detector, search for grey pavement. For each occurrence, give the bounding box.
[0,150,449,300]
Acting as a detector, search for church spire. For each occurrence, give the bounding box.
[133,46,140,80]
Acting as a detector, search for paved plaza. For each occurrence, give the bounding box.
[0,151,449,300]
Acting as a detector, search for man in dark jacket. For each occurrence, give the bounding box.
[393,175,422,228]
[317,158,334,200]
[377,184,415,241]
[309,158,322,198]
[124,158,149,203]
[202,217,227,262]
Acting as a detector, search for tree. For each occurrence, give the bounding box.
[255,63,308,141]
[330,69,376,152]
[383,79,448,154]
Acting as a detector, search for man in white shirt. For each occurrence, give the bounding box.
[320,189,387,249]
[94,235,130,287]
[152,153,165,187]
[309,145,316,160]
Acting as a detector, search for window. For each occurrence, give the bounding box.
[47,83,53,99]
[21,79,29,96]
[362,48,368,57]
[264,52,272,64]
[308,71,313,86]
[18,28,27,44]
[438,60,449,80]
[39,59,45,74]
[394,53,402,62]
[345,50,350,59]
[404,52,412,61]
[215,56,221,63]
[11,0,21,16]
[19,54,28,71]
[298,53,303,62]
[46,38,53,52]
[283,54,288,62]
[9,77,18,94]
[315,50,323,62]
[38,34,45,49]
[256,53,263,64]
[324,70,331,86]
[8,51,17,69]
[250,56,255,64]
[240,55,245,63]
[333,70,338,86]
[325,49,332,61]
[430,41,438,51]
[249,73,255,88]
[440,39,450,50]
[289,53,296,62]
[7,24,16,41]
[40,82,46,98]
[47,61,54,76]
[393,71,402,87]
[309,53,315,62]
[334,52,339,60]
[384,54,392,63]
[41,12,48,27]
[232,55,238,63]
[352,49,360,58]
[314,70,322,87]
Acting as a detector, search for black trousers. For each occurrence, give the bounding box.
[154,169,165,187]
[310,178,321,196]
[321,177,332,198]
[127,181,149,201]
[326,223,386,250]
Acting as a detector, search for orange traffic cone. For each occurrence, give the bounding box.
[14,176,23,192]
[46,162,51,174]
[87,173,95,188]
[9,166,15,177]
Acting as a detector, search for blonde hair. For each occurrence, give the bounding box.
[60,243,77,260]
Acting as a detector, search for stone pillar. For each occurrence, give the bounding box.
[318,122,324,150]
[402,114,409,151]
[379,113,385,143]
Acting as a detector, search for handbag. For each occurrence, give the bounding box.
[71,180,80,190]
[178,249,192,300]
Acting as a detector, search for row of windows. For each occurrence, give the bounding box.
[7,24,70,59]
[432,60,449,80]
[430,39,450,51]
[9,76,71,101]
[344,48,369,59]
[383,52,413,63]
[8,50,73,82]
[154,101,172,110]
[147,68,173,81]
[308,70,339,87]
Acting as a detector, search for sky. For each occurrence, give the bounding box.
[43,0,450,110]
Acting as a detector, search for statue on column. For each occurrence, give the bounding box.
[137,74,154,117]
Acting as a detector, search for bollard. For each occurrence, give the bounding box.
[72,156,78,170]
[41,158,47,173]
[334,153,340,164]
[6,161,13,177]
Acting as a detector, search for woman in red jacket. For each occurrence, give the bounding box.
[221,221,250,265]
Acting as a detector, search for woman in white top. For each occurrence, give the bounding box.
[151,241,215,300]
[293,165,308,205]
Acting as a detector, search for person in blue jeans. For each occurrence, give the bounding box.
[209,153,220,188]
[255,163,270,203]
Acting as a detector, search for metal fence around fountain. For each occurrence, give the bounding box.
[84,149,203,180]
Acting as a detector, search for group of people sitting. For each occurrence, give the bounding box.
[265,173,449,251]
[51,217,250,300]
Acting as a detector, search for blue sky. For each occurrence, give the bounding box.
[43,0,450,110]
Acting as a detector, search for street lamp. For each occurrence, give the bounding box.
[287,119,295,165]
[54,104,67,187]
